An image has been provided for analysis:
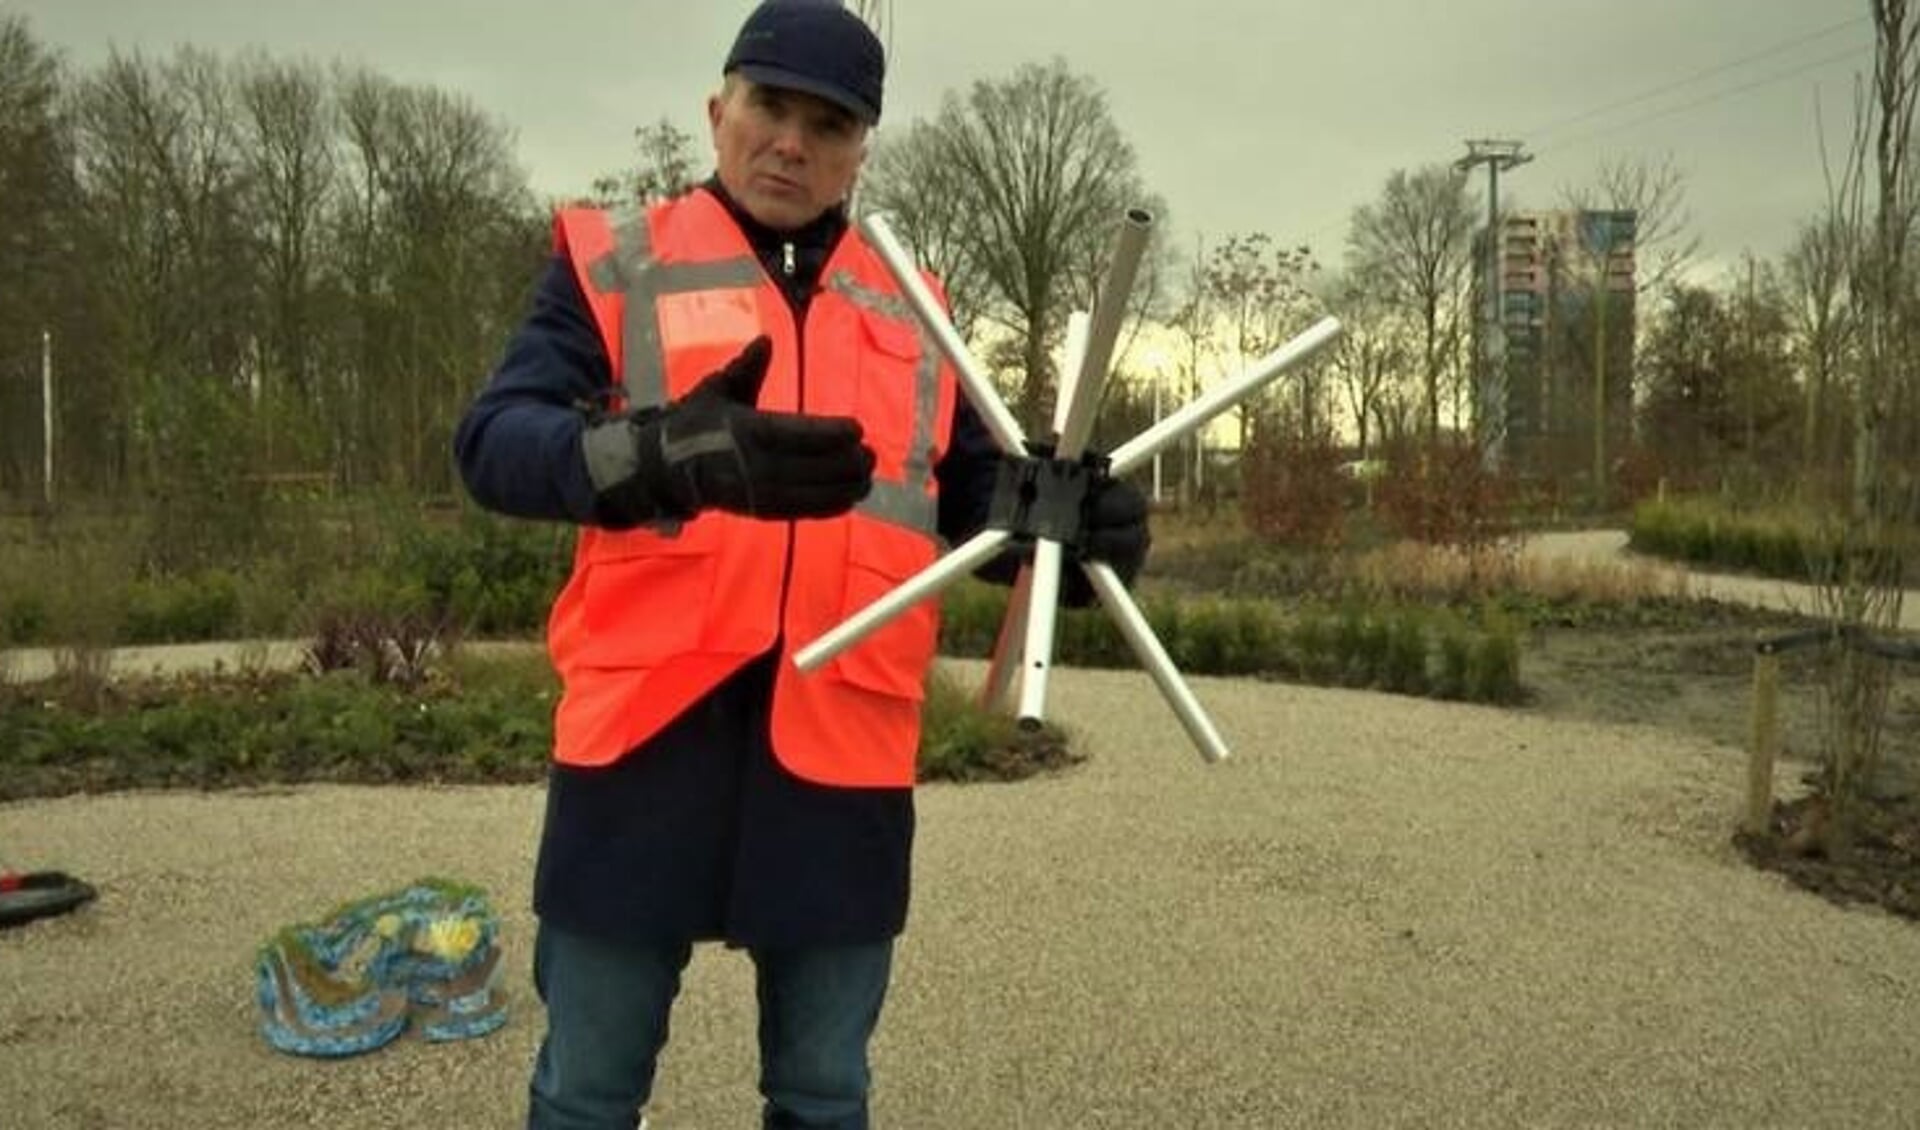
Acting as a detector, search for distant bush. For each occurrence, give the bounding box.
[1374,439,1516,552]
[1626,496,1914,583]
[122,570,243,644]
[936,578,1524,705]
[1241,431,1348,549]
[394,509,572,637]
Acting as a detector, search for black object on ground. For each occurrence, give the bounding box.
[0,870,97,929]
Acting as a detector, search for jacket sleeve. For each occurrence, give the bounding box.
[933,396,1002,547]
[452,256,611,524]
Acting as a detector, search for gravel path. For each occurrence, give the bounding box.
[6,657,1920,1128]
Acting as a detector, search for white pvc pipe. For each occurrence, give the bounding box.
[858,213,1027,455]
[1007,311,1096,727]
[791,528,1012,672]
[1111,316,1343,478]
[1058,210,1152,461]
[1086,562,1229,762]
[1015,538,1065,727]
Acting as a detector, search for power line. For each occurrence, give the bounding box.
[1525,14,1870,144]
[1533,43,1869,161]
[1243,17,1875,261]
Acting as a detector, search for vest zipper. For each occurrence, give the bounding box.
[774,254,805,641]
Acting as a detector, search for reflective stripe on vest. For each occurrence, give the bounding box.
[579,210,941,541]
[582,205,761,413]
[826,270,942,537]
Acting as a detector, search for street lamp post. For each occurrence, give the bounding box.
[1455,139,1531,471]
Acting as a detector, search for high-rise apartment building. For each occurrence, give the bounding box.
[1486,209,1637,478]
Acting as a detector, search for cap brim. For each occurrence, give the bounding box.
[732,63,878,125]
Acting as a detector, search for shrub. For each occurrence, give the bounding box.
[1381,610,1430,695]
[1431,612,1474,700]
[1331,604,1369,686]
[1,588,50,646]
[1374,438,1516,552]
[1629,496,1864,584]
[0,655,1078,799]
[917,670,1079,782]
[122,570,243,644]
[395,509,572,637]
[1241,430,1348,549]
[1466,606,1523,703]
[301,604,457,689]
[1290,613,1336,684]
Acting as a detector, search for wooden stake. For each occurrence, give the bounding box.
[1746,652,1781,836]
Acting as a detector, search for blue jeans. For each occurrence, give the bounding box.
[526,921,893,1130]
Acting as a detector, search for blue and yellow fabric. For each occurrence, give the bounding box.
[255,879,508,1058]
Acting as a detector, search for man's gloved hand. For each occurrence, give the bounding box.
[1063,473,1151,608]
[584,336,876,526]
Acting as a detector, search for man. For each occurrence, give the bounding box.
[454,3,1149,1127]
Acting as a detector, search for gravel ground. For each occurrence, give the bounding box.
[6,659,1920,1129]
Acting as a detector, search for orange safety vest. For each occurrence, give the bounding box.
[545,189,959,788]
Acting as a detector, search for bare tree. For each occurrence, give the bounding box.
[1782,212,1855,486]
[0,16,73,497]
[909,58,1157,424]
[1558,156,1699,505]
[1166,236,1213,499]
[1201,232,1319,444]
[238,52,336,440]
[326,66,541,493]
[859,119,993,340]
[588,118,698,207]
[0,33,547,519]
[1806,0,1920,852]
[1322,270,1409,462]
[1347,164,1477,446]
[70,47,259,500]
[1563,154,1700,294]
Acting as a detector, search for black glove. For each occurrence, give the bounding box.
[583,336,875,525]
[1062,474,1150,607]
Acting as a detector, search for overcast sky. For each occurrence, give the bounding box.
[10,0,1877,285]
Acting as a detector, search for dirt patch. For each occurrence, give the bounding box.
[1519,607,1920,922]
[1736,794,1920,920]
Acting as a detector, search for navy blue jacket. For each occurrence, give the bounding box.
[454,185,1001,947]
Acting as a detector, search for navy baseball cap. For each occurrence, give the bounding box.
[723,1,885,125]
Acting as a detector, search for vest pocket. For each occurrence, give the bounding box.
[575,530,716,669]
[831,519,939,701]
[855,309,926,472]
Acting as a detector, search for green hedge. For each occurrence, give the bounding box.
[0,654,1072,801]
[0,508,572,647]
[1630,496,1916,583]
[1,510,1523,706]
[938,581,1522,704]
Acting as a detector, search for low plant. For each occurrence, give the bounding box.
[917,670,1079,783]
[0,651,1082,800]
[1625,495,1913,583]
[935,577,1524,704]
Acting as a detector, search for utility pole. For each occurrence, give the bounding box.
[1151,373,1164,503]
[1745,254,1758,468]
[1455,139,1531,471]
[41,327,54,509]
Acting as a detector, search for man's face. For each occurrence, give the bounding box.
[708,77,868,231]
